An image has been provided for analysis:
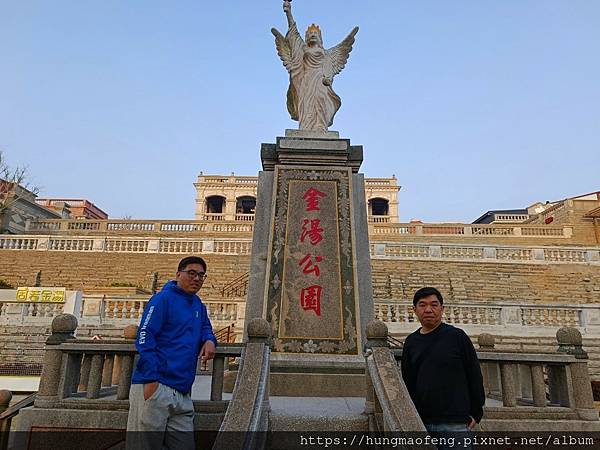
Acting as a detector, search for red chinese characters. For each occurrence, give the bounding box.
[300,285,322,316]
[303,187,326,211]
[298,253,323,276]
[300,219,324,245]
[297,186,328,316]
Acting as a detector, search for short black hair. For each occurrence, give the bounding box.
[413,287,443,306]
[177,256,207,273]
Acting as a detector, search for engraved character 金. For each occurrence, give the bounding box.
[300,218,324,245]
[303,187,326,212]
[41,290,53,302]
[300,285,322,316]
[299,253,323,276]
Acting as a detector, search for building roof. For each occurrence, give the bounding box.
[472,209,528,224]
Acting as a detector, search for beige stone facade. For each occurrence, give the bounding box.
[194,172,401,223]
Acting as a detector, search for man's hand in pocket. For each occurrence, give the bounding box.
[143,382,159,400]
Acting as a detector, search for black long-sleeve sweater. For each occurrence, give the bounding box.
[401,322,485,425]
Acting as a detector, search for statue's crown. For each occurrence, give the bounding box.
[307,23,321,34]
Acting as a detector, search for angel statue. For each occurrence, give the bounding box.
[271,0,359,132]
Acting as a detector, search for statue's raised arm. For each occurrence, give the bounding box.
[271,1,359,132]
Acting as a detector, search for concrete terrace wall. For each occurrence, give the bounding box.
[371,259,600,304]
[0,251,251,300]
[1,250,600,303]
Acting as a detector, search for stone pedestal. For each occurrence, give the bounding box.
[243,130,374,396]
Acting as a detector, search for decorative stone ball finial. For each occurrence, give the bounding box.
[247,318,271,343]
[556,327,582,346]
[478,333,495,349]
[366,320,388,340]
[0,389,12,412]
[47,313,78,344]
[365,320,389,349]
[124,325,139,340]
[51,313,78,334]
[556,326,587,359]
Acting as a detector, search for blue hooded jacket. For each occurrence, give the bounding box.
[131,280,217,394]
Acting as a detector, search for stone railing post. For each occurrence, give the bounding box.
[0,390,11,414]
[556,327,598,420]
[35,314,77,406]
[0,389,13,448]
[116,325,138,401]
[364,320,389,416]
[478,334,500,397]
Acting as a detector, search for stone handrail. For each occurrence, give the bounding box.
[213,318,271,450]
[364,321,432,442]
[375,300,600,336]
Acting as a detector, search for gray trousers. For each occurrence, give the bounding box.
[126,382,195,450]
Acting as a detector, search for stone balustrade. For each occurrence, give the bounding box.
[368,319,599,431]
[15,314,267,448]
[375,300,600,336]
[0,292,243,331]
[0,235,254,255]
[370,223,572,238]
[370,242,600,263]
[4,233,599,267]
[27,314,243,412]
[476,330,599,430]
[25,219,577,242]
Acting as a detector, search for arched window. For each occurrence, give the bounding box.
[205,196,226,214]
[236,196,256,214]
[368,198,389,216]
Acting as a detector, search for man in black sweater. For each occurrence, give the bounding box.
[401,287,485,438]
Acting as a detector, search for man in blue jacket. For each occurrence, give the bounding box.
[126,256,217,450]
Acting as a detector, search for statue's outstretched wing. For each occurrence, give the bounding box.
[326,26,359,76]
[271,27,293,72]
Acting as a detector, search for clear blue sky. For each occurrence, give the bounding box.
[1,1,599,222]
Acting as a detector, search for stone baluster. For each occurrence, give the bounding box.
[102,354,115,387]
[478,334,500,397]
[518,365,533,401]
[117,325,138,400]
[556,327,597,420]
[112,355,122,385]
[86,354,104,399]
[530,364,546,407]
[35,314,77,407]
[78,354,93,392]
[500,363,518,407]
[210,358,225,403]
